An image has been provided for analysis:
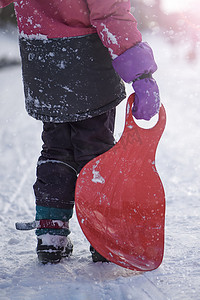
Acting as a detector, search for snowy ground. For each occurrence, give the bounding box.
[0,26,200,300]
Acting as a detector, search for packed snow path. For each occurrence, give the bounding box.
[0,29,200,299]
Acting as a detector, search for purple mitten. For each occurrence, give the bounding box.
[132,77,160,120]
[112,42,160,120]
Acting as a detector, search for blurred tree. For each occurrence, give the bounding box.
[131,0,199,62]
[0,3,16,26]
[130,0,163,31]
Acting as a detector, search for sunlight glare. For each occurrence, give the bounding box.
[161,0,192,13]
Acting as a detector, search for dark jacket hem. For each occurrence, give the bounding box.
[20,33,126,123]
[26,92,126,122]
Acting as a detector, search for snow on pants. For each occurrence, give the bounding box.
[33,108,116,213]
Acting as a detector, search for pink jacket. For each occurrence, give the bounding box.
[0,0,142,57]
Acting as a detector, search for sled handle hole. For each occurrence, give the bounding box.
[126,94,166,134]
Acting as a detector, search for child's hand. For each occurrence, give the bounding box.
[113,42,160,120]
[132,76,160,120]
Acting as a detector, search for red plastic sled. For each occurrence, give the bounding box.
[75,93,166,271]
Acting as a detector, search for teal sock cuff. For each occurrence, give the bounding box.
[35,206,73,237]
[36,228,70,236]
[36,206,73,221]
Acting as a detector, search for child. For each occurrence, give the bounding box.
[0,0,160,264]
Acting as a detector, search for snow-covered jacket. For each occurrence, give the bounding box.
[0,0,142,122]
[0,0,142,57]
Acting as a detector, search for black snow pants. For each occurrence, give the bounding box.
[33,108,116,211]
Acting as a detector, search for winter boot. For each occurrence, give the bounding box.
[37,234,73,264]
[90,245,109,263]
[35,206,74,264]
